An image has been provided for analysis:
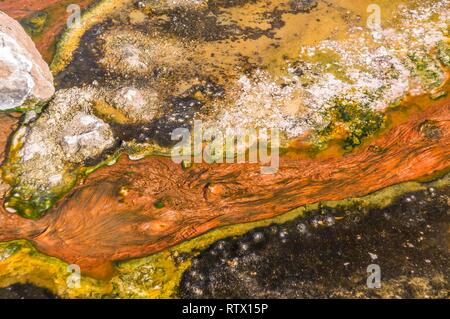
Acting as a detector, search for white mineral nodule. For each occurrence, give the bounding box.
[0,11,54,110]
[15,87,115,192]
[109,86,161,122]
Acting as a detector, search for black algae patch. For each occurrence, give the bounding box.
[0,284,58,299]
[181,186,449,298]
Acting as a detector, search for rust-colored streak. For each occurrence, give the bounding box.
[0,113,19,164]
[0,1,62,19]
[0,100,448,276]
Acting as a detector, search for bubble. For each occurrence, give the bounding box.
[268,225,279,234]
[324,215,336,227]
[279,229,289,239]
[239,242,250,251]
[296,223,308,234]
[216,240,227,250]
[252,232,264,243]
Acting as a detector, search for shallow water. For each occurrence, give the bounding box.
[0,0,448,299]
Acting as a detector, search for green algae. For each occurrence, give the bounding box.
[437,41,450,67]
[20,12,48,36]
[408,49,444,90]
[313,98,385,150]
[153,200,165,209]
[2,146,121,219]
[4,192,59,219]
[0,240,112,298]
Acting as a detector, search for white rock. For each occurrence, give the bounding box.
[0,11,54,110]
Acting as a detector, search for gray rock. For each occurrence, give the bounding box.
[0,11,54,110]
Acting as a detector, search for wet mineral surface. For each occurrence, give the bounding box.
[0,0,449,299]
[181,186,450,299]
[3,0,450,218]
